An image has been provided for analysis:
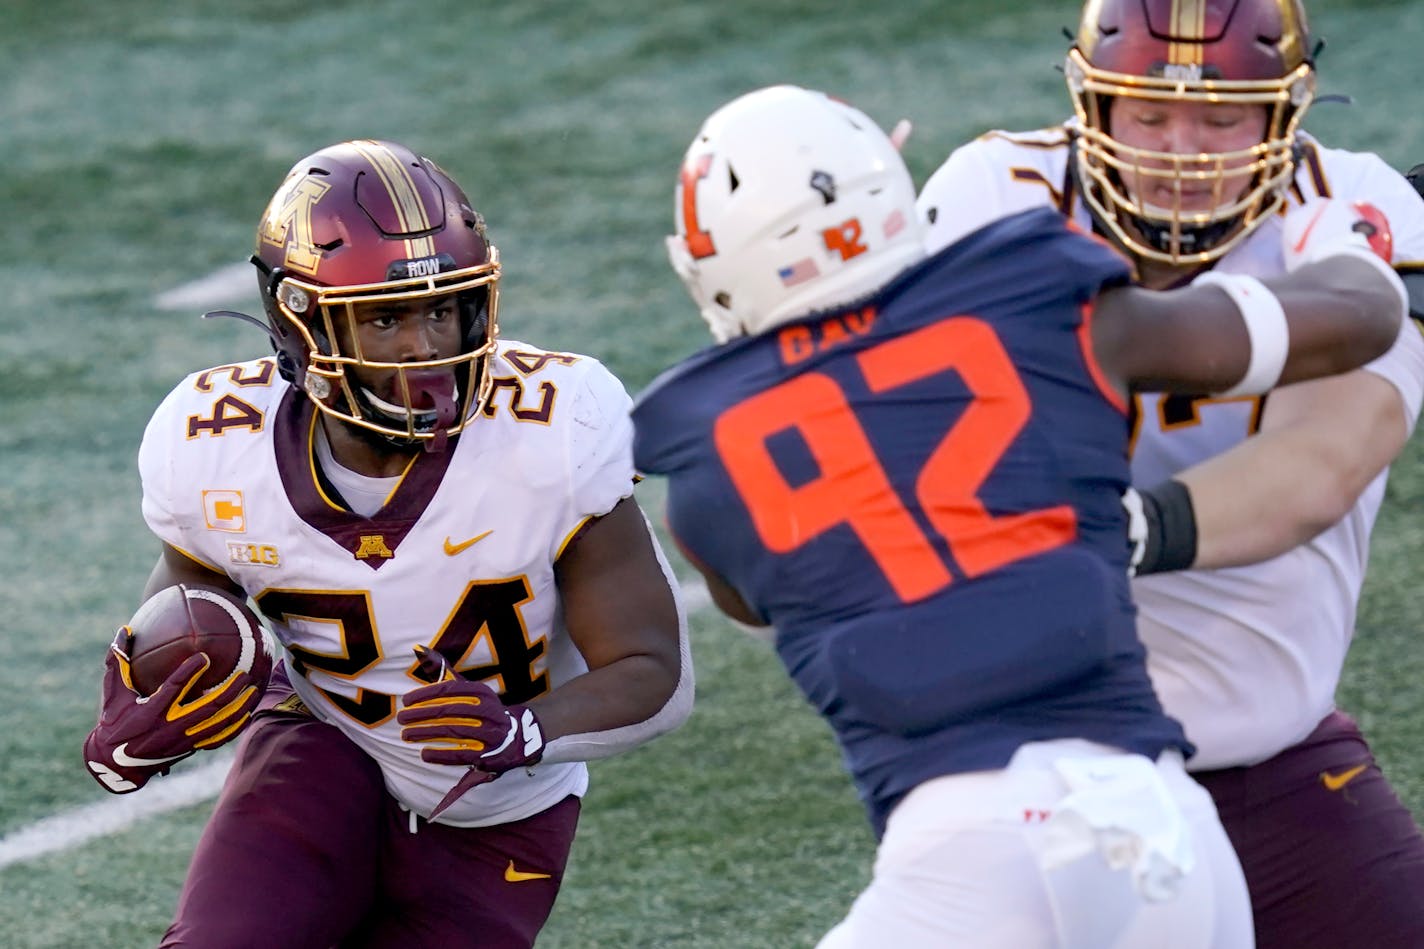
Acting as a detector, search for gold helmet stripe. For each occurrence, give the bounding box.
[350,140,437,260]
[1279,1,1309,69]
[1167,0,1207,66]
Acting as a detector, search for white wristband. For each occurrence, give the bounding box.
[1193,271,1289,397]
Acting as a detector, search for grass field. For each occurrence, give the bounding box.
[2,1,1423,946]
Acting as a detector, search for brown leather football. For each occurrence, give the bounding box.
[126,584,273,696]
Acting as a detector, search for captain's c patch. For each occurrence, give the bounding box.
[203,489,246,533]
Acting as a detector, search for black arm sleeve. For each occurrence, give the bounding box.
[1135,479,1199,576]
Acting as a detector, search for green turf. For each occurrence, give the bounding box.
[1,1,1421,946]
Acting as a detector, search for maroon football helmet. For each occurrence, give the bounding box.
[251,139,500,445]
[1066,0,1316,264]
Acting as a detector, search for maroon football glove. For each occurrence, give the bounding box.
[398,646,546,818]
[83,626,262,794]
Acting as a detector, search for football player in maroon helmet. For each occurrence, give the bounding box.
[82,139,692,949]
[1066,0,1315,274]
[920,2,1424,946]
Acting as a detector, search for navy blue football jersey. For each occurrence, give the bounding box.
[634,207,1190,835]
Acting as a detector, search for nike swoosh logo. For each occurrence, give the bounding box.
[505,860,551,883]
[1291,201,1331,256]
[111,743,190,769]
[443,530,494,556]
[1321,764,1368,792]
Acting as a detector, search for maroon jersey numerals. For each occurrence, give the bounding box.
[257,578,546,728]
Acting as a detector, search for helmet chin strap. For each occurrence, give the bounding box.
[1126,213,1242,259]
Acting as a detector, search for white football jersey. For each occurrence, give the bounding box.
[139,340,638,825]
[920,126,1424,768]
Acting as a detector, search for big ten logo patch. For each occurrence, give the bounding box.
[228,542,280,567]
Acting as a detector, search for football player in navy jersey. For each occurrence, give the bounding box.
[633,85,1407,947]
[918,4,1424,944]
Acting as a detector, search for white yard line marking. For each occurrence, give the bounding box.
[154,261,255,311]
[0,756,233,870]
[0,580,730,869]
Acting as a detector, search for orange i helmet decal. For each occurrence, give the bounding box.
[679,152,718,260]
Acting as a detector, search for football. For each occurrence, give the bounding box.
[125,584,273,697]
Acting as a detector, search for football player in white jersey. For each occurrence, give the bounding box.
[81,139,692,948]
[918,2,1424,946]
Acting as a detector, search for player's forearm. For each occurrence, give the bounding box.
[534,654,676,738]
[1180,371,1409,569]
[534,646,693,764]
[1175,434,1349,569]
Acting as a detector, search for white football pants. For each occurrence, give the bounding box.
[817,739,1253,949]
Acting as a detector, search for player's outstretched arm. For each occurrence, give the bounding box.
[1170,361,1410,569]
[1103,200,1415,573]
[1094,199,1406,399]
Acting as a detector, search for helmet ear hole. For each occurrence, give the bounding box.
[274,351,300,385]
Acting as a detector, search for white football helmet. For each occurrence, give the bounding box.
[667,85,925,342]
